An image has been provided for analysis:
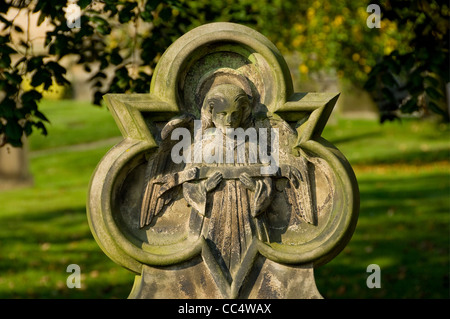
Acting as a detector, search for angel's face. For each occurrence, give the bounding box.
[204,84,249,131]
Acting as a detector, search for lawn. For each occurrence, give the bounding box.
[0,99,449,298]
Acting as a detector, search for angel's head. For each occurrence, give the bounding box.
[201,84,252,131]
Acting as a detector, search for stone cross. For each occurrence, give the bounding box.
[87,22,359,299]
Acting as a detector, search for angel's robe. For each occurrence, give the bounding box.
[182,131,273,280]
[140,127,315,281]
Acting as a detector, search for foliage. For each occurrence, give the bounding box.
[0,0,449,147]
[281,1,408,86]
[0,0,170,147]
[0,0,264,147]
[279,0,449,122]
[364,0,450,122]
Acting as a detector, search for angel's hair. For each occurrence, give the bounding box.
[200,84,253,131]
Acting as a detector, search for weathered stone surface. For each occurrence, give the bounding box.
[87,22,359,299]
[129,257,322,299]
[241,259,322,299]
[129,257,223,299]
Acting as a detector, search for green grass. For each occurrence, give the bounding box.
[0,100,449,298]
[28,99,121,151]
[322,117,450,165]
[0,100,133,298]
[316,167,449,298]
[316,116,450,298]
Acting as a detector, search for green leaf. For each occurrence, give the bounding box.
[22,99,38,114]
[385,56,401,74]
[400,97,418,113]
[0,44,16,55]
[424,76,440,88]
[381,72,398,88]
[119,2,137,24]
[0,54,11,68]
[382,87,396,102]
[146,0,162,11]
[90,15,108,26]
[403,53,415,71]
[32,0,45,13]
[0,35,8,45]
[30,71,45,87]
[4,71,22,85]
[110,49,122,65]
[363,74,377,91]
[34,110,50,123]
[4,120,23,141]
[93,90,103,106]
[23,121,33,136]
[425,87,444,101]
[0,98,15,118]
[7,137,23,148]
[428,101,447,117]
[43,76,53,91]
[31,68,52,88]
[27,56,44,72]
[416,47,429,60]
[34,121,48,136]
[46,61,66,75]
[140,10,153,22]
[406,68,425,92]
[78,0,92,9]
[21,90,43,103]
[159,6,172,21]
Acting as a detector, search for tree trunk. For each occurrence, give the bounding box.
[0,138,33,191]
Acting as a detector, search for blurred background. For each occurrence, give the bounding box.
[0,0,448,298]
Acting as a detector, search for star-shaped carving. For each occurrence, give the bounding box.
[104,91,340,148]
[274,92,340,147]
[103,93,179,147]
[87,22,359,300]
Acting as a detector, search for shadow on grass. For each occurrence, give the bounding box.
[354,148,450,165]
[0,206,135,299]
[327,131,380,145]
[0,172,448,299]
[316,172,450,299]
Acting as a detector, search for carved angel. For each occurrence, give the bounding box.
[139,83,315,279]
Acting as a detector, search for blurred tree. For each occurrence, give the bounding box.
[364,0,449,122]
[258,0,449,123]
[283,1,409,85]
[0,0,266,147]
[1,0,448,148]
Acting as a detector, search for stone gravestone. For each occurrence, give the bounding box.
[87,22,359,299]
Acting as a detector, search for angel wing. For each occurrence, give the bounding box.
[282,157,317,225]
[139,113,196,228]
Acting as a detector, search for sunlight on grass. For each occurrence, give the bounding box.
[323,116,450,165]
[28,100,121,151]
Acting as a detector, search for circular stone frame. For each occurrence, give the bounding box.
[87,22,359,275]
